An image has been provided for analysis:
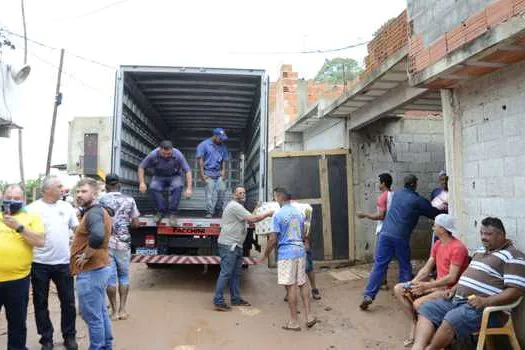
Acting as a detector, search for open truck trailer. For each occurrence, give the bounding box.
[111,66,269,266]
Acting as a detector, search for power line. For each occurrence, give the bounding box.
[28,50,114,99]
[228,39,371,55]
[42,0,131,23]
[3,29,116,70]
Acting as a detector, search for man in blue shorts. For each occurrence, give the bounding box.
[412,217,525,350]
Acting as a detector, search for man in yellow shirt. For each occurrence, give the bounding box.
[0,184,45,350]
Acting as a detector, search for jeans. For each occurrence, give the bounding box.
[205,177,226,216]
[0,276,30,350]
[213,244,243,305]
[364,234,412,299]
[31,263,76,345]
[149,176,183,214]
[77,267,113,350]
[108,249,131,287]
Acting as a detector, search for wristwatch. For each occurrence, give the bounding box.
[16,224,24,233]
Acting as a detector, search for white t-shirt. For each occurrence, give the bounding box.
[27,199,79,265]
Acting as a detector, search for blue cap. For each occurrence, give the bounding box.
[213,128,228,141]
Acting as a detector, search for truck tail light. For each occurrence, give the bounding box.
[145,235,156,247]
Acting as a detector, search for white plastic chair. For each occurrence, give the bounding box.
[476,296,523,350]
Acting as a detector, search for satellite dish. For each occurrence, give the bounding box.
[8,64,31,84]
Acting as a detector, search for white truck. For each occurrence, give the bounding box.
[110,66,270,266]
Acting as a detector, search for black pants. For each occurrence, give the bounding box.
[31,263,76,345]
[0,276,30,350]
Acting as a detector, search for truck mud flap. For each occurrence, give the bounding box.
[131,255,257,265]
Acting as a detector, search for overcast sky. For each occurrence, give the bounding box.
[0,0,406,185]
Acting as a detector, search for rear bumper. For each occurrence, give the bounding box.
[131,254,257,265]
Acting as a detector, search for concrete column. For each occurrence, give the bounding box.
[441,89,465,239]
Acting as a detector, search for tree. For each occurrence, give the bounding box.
[314,58,363,84]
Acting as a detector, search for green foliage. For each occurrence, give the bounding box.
[314,57,363,84]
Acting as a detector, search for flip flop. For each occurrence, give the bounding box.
[307,317,318,328]
[282,322,301,332]
[403,338,415,347]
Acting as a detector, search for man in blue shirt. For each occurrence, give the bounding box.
[196,128,229,218]
[259,188,317,331]
[138,140,192,224]
[360,174,439,311]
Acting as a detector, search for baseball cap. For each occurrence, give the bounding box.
[105,173,120,185]
[434,214,457,235]
[213,128,228,141]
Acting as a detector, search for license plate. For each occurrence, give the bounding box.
[136,247,158,256]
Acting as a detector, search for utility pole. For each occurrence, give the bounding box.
[45,48,64,175]
[18,127,25,190]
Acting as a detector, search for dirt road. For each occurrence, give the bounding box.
[1,263,413,350]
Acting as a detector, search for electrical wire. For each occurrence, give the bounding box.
[228,39,371,55]
[46,0,131,23]
[3,29,116,70]
[28,50,114,100]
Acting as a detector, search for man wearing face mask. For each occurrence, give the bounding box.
[0,184,46,350]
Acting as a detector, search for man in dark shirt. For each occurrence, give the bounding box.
[360,174,439,310]
[70,178,113,350]
[138,140,192,224]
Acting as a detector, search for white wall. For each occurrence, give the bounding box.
[303,119,346,150]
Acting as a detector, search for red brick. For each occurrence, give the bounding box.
[429,35,448,63]
[464,10,488,42]
[514,0,525,14]
[486,0,513,27]
[446,25,467,52]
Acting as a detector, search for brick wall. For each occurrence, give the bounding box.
[269,65,344,150]
[350,116,445,261]
[364,10,409,72]
[408,0,525,73]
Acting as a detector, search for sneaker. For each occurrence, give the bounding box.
[41,342,53,350]
[64,337,78,350]
[214,303,232,311]
[312,288,322,300]
[204,213,213,219]
[231,299,251,307]
[168,214,177,226]
[359,296,373,310]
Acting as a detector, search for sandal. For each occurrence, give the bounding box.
[307,316,318,328]
[403,338,414,347]
[282,321,301,332]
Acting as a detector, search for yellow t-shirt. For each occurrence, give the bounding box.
[0,210,45,282]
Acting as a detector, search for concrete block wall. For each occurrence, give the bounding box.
[445,59,525,348]
[451,59,525,253]
[351,116,445,261]
[303,119,347,151]
[408,0,525,74]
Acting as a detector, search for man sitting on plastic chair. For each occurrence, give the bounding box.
[412,217,525,350]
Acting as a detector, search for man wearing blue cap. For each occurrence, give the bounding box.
[197,128,229,218]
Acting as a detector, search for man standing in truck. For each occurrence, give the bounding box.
[138,140,193,225]
[197,128,229,218]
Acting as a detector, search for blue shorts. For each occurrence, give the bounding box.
[418,298,501,339]
[108,248,131,286]
[305,250,314,273]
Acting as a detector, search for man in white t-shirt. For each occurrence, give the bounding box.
[27,176,79,350]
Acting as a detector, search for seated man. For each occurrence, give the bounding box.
[412,217,525,350]
[393,214,469,347]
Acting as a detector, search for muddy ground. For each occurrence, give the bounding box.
[1,262,417,350]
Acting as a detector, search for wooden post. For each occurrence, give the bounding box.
[319,157,333,260]
[45,48,65,175]
[346,152,356,262]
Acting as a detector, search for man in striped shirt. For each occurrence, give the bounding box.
[412,217,525,350]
